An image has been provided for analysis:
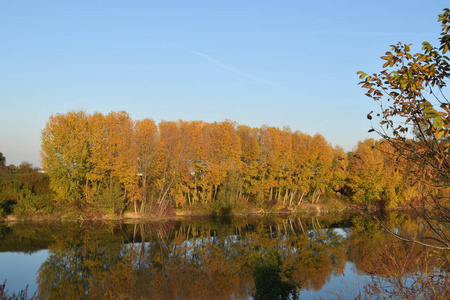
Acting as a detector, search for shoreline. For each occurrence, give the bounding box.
[1,204,415,223]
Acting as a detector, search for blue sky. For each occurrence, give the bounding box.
[0,0,447,167]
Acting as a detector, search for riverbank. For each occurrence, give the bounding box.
[2,200,414,223]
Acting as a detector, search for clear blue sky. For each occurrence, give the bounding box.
[0,0,447,167]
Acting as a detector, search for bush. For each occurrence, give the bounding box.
[13,194,56,217]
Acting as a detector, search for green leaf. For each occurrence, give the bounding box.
[423,106,437,116]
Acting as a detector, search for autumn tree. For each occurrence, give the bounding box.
[198,121,241,203]
[176,120,204,207]
[290,131,314,204]
[42,110,138,214]
[237,125,262,202]
[348,139,389,205]
[291,133,334,204]
[358,8,450,248]
[156,120,192,209]
[41,111,353,214]
[258,126,292,205]
[329,146,348,196]
[134,118,159,213]
[102,111,138,213]
[87,111,138,214]
[41,110,91,204]
[347,139,420,207]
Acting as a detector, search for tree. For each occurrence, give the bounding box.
[290,131,314,204]
[104,111,138,212]
[348,140,386,205]
[258,126,292,204]
[237,125,261,202]
[198,121,241,202]
[358,8,450,249]
[306,134,334,203]
[329,146,348,197]
[89,111,137,214]
[41,111,91,204]
[156,120,189,207]
[0,152,5,167]
[0,152,6,174]
[134,118,159,213]
[176,120,204,207]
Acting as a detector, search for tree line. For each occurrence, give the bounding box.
[27,110,422,216]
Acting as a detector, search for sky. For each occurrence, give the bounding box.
[0,0,447,167]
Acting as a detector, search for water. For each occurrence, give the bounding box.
[0,212,447,299]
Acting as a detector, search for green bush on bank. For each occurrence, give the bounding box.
[0,163,55,218]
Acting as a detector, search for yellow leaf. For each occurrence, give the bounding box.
[435,129,444,140]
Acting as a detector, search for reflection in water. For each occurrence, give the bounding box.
[0,212,448,299]
[348,214,450,299]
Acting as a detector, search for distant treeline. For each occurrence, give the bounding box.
[0,111,425,217]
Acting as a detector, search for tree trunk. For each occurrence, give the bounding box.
[194,175,198,203]
[141,172,147,213]
[289,189,297,206]
[213,185,218,201]
[298,191,305,204]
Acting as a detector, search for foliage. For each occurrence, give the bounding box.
[358,9,450,186]
[134,118,159,213]
[0,152,5,168]
[210,169,242,215]
[347,139,419,207]
[0,161,55,217]
[38,106,444,215]
[358,8,450,248]
[40,112,357,215]
[96,179,125,215]
[41,111,91,204]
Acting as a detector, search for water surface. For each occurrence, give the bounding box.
[0,212,446,299]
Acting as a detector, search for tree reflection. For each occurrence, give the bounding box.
[28,216,349,299]
[250,248,298,300]
[347,213,450,300]
[37,222,136,299]
[363,243,449,300]
[0,213,446,299]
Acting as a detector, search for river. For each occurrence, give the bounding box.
[0,211,448,299]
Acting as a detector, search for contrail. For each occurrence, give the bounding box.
[170,43,276,87]
[245,30,433,36]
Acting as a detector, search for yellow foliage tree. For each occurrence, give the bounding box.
[41,110,91,204]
